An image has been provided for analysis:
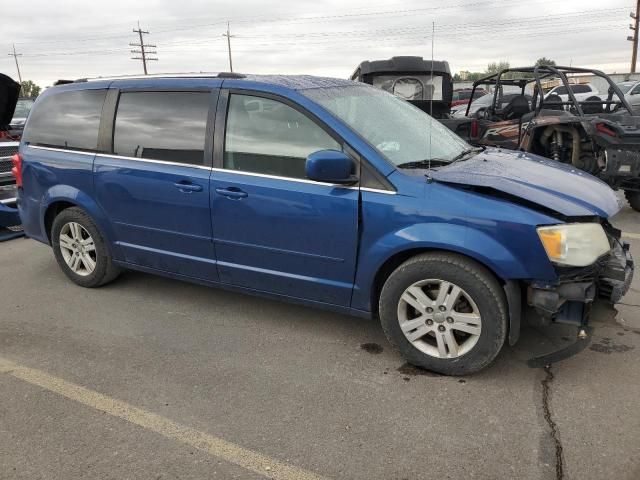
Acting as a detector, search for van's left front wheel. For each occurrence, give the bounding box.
[379,252,507,376]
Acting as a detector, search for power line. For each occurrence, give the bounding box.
[7,43,22,85]
[130,21,157,74]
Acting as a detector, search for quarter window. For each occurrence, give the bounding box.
[224,94,340,179]
[113,91,210,165]
[22,89,106,151]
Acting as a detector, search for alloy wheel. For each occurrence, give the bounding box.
[59,222,97,277]
[397,279,482,358]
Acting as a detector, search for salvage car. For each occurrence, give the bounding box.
[459,66,640,211]
[0,72,22,239]
[14,73,633,375]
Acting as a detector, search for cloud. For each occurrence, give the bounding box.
[0,0,633,87]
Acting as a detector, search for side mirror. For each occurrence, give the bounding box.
[305,150,357,184]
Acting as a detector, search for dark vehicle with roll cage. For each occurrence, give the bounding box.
[350,56,453,117]
[350,56,473,139]
[460,66,640,211]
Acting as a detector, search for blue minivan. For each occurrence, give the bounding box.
[13,73,633,374]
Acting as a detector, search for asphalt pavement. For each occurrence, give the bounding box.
[0,203,639,480]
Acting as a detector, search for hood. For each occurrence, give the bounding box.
[0,73,20,129]
[430,149,622,218]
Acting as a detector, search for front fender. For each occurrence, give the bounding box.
[351,222,556,312]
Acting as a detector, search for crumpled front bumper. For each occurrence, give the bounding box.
[597,240,634,304]
[523,238,633,367]
[528,238,634,327]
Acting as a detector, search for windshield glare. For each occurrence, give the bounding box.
[305,85,469,166]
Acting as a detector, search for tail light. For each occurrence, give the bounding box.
[596,123,617,137]
[470,119,479,138]
[11,153,23,188]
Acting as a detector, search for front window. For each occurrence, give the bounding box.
[224,94,341,179]
[304,85,469,167]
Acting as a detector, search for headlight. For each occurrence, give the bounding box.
[537,223,610,267]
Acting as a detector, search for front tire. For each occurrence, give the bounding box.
[625,190,640,212]
[51,207,120,288]
[379,252,507,376]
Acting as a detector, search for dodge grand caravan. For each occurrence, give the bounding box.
[14,74,634,375]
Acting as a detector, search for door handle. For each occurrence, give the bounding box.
[173,182,203,193]
[215,187,248,199]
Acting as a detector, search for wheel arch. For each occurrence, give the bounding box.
[369,246,507,318]
[40,185,117,250]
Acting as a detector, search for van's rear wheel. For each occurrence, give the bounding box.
[625,190,640,212]
[51,207,120,287]
[379,252,507,376]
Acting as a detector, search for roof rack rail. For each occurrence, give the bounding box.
[53,79,75,85]
[74,72,247,82]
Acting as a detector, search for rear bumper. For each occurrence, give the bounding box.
[527,239,634,327]
[0,184,20,228]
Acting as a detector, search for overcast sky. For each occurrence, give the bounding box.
[1,0,635,87]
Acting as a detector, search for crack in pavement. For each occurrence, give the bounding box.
[541,365,564,480]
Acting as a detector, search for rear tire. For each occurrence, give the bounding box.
[51,207,120,287]
[378,252,507,376]
[625,190,640,212]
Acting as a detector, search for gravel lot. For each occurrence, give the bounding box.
[1,202,639,480]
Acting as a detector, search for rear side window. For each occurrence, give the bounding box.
[113,92,210,165]
[224,94,340,179]
[571,84,591,94]
[23,89,106,151]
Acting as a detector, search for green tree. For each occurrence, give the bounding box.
[20,80,41,98]
[486,61,510,74]
[535,57,556,67]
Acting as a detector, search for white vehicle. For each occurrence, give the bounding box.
[544,83,600,103]
[617,80,640,109]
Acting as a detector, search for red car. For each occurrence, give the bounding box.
[451,88,487,107]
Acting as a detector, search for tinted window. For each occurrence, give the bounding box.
[224,94,340,179]
[23,90,106,151]
[631,84,640,95]
[114,92,209,165]
[553,86,567,96]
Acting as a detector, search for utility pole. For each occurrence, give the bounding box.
[7,44,23,86]
[628,0,640,73]
[222,21,235,72]
[130,21,157,75]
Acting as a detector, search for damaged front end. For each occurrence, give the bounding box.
[526,227,634,366]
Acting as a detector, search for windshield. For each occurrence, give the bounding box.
[12,98,34,119]
[305,85,469,166]
[617,83,635,94]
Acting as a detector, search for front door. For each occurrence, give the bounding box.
[210,92,359,306]
[94,90,218,281]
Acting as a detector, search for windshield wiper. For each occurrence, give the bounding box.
[450,146,485,163]
[396,159,451,169]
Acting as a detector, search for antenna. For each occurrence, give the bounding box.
[428,21,435,172]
